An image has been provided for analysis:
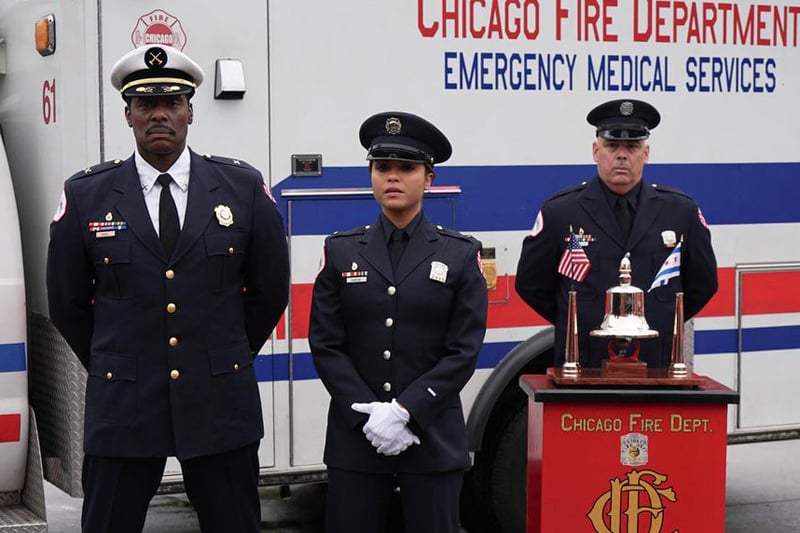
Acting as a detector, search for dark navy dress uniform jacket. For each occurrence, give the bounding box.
[46,151,290,460]
[515,177,718,368]
[309,215,488,473]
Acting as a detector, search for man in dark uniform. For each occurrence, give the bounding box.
[46,45,290,533]
[309,111,488,532]
[515,99,717,368]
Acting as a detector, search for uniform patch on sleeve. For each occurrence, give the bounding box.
[531,209,544,236]
[476,251,486,279]
[316,245,327,276]
[698,207,708,229]
[263,182,276,203]
[52,189,67,222]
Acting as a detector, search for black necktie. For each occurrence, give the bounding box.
[157,173,180,256]
[389,229,408,272]
[615,196,632,243]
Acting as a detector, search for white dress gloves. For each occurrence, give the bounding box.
[351,399,421,456]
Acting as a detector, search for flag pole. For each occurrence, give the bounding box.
[562,224,581,376]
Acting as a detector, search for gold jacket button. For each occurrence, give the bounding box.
[165,269,175,280]
[103,257,110,265]
[233,363,240,372]
[384,318,393,327]
[383,350,391,360]
[169,337,178,347]
[387,286,396,296]
[228,247,235,254]
[105,372,113,380]
[383,382,392,392]
[166,303,177,313]
[170,369,180,380]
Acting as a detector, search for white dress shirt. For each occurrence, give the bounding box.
[136,147,191,235]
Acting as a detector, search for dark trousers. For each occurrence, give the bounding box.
[81,443,260,533]
[325,467,463,533]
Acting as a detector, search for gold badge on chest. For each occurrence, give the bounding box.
[214,205,233,227]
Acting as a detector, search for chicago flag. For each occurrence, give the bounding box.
[648,242,682,292]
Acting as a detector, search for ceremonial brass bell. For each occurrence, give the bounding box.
[590,253,659,340]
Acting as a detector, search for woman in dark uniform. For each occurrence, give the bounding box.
[309,111,488,533]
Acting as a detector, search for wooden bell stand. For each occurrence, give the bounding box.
[521,292,739,532]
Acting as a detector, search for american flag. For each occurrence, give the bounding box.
[648,242,682,292]
[558,232,591,282]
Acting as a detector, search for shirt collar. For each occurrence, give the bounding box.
[136,147,191,193]
[599,178,642,212]
[380,211,424,244]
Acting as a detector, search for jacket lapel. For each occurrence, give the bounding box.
[578,178,626,248]
[112,157,166,260]
[171,151,217,264]
[626,180,664,250]
[358,222,394,283]
[393,218,438,284]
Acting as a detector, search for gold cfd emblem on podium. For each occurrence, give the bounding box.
[587,469,677,533]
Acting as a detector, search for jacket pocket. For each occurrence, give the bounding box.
[204,232,249,292]
[208,342,259,419]
[86,351,137,422]
[90,240,131,299]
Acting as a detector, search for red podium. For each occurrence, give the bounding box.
[519,371,739,533]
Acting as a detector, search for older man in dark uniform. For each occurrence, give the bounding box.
[309,112,488,532]
[515,99,717,368]
[46,45,289,532]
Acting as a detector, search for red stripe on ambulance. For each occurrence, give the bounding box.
[287,268,800,339]
[0,414,20,443]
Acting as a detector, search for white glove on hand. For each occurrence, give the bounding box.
[377,426,421,456]
[351,399,411,450]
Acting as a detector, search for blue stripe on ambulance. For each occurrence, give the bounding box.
[254,328,800,383]
[273,162,800,235]
[695,325,800,355]
[0,343,26,372]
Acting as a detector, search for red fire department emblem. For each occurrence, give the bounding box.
[131,10,187,50]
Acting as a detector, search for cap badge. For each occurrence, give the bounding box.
[214,205,234,227]
[620,101,634,116]
[145,47,167,69]
[385,117,402,135]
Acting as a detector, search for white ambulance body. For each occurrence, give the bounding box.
[0,89,46,530]
[1,1,799,530]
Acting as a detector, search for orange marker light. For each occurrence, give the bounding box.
[35,14,56,56]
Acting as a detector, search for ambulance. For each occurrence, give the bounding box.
[0,1,798,531]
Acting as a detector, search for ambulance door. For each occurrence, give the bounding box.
[99,2,275,478]
[284,186,462,466]
[736,264,800,432]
